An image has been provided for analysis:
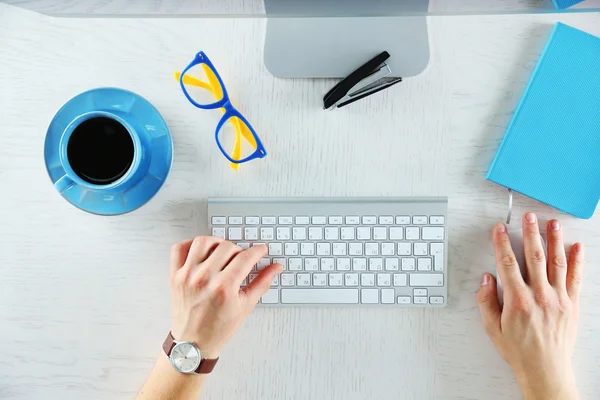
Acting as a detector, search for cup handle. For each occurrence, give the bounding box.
[54,175,75,193]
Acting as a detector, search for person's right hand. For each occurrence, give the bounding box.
[477,213,584,400]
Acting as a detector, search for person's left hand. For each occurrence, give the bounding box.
[169,237,282,359]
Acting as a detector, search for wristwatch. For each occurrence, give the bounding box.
[162,331,219,374]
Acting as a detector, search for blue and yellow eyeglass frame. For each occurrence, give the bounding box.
[177,51,267,168]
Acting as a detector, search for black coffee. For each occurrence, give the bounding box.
[67,117,134,185]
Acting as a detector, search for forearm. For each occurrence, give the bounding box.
[136,355,207,400]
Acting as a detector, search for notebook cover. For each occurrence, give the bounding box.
[552,0,585,9]
[486,23,600,219]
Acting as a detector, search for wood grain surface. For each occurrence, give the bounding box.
[0,4,599,399]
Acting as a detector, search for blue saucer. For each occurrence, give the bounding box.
[44,88,173,215]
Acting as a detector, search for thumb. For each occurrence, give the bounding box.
[477,273,502,340]
[241,263,283,305]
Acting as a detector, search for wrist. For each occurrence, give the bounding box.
[516,368,579,400]
[170,329,221,359]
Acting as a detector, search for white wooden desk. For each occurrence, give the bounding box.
[1,4,599,399]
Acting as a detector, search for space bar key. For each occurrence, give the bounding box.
[281,289,359,304]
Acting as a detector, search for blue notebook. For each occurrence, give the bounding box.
[553,0,584,9]
[487,23,600,219]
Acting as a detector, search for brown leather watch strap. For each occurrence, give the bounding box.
[163,331,219,374]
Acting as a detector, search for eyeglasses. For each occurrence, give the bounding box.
[177,51,267,169]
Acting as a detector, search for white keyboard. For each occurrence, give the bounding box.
[208,197,448,307]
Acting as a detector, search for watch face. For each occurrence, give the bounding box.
[170,342,201,373]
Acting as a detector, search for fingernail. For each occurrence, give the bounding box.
[481,274,491,286]
[576,243,584,254]
[551,220,561,231]
[525,213,536,223]
[495,223,506,233]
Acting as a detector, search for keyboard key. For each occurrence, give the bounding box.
[260,227,274,240]
[401,258,416,271]
[417,258,432,271]
[293,227,307,240]
[414,297,428,304]
[332,242,347,256]
[229,217,243,225]
[353,258,367,271]
[312,216,327,225]
[345,273,359,286]
[252,242,266,247]
[365,243,379,256]
[336,258,351,271]
[281,273,295,286]
[340,227,355,240]
[329,273,343,287]
[381,243,395,256]
[430,243,445,271]
[414,288,428,296]
[309,227,323,240]
[362,216,377,224]
[237,242,250,250]
[284,242,299,256]
[430,216,445,225]
[228,227,242,241]
[346,216,360,224]
[396,216,410,225]
[262,216,276,225]
[379,216,394,225]
[393,274,407,287]
[361,289,379,304]
[413,216,427,225]
[261,289,279,304]
[257,258,271,270]
[406,227,420,240]
[277,227,291,240]
[249,273,259,284]
[361,273,375,286]
[289,258,303,271]
[410,273,444,287]
[245,216,260,225]
[414,243,428,256]
[349,242,363,256]
[397,296,411,304]
[329,216,343,224]
[300,242,315,256]
[320,258,335,271]
[324,227,339,240]
[430,296,444,304]
[295,216,310,225]
[240,277,247,287]
[398,243,412,256]
[271,275,279,287]
[304,258,319,271]
[244,227,259,240]
[357,227,371,240]
[389,227,403,240]
[279,216,293,225]
[385,258,399,271]
[212,216,226,225]
[212,227,225,239]
[297,274,311,286]
[281,289,358,304]
[317,243,331,256]
[422,227,445,240]
[273,258,287,269]
[373,227,387,240]
[313,273,327,287]
[268,243,282,256]
[377,273,391,286]
[381,289,395,304]
[369,258,383,271]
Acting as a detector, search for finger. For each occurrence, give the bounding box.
[186,236,224,266]
[566,242,584,301]
[170,239,194,273]
[201,241,243,274]
[493,223,526,291]
[546,220,568,290]
[522,213,548,285]
[221,245,268,286]
[241,263,283,305]
[476,273,502,341]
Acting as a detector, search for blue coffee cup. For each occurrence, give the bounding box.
[45,88,173,215]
